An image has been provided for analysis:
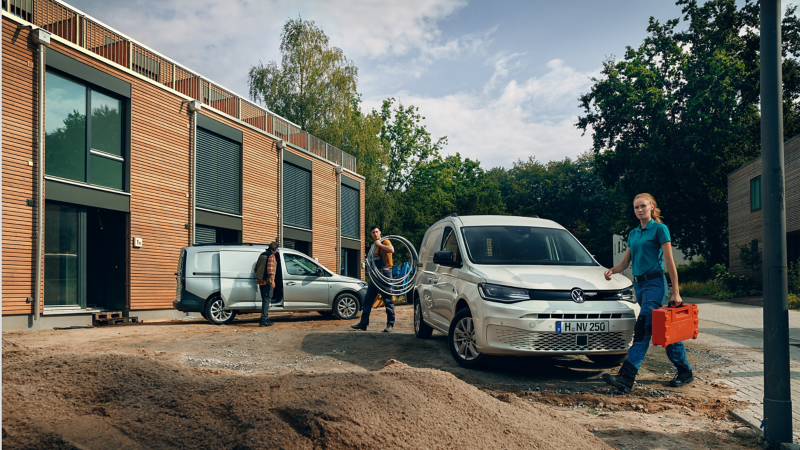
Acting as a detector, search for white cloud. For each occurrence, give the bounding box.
[369,59,600,168]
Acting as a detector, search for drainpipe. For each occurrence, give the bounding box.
[278,140,285,245]
[187,100,201,244]
[31,28,51,321]
[336,165,343,274]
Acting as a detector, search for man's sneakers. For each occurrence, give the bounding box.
[669,370,694,387]
[259,319,274,327]
[350,323,368,331]
[602,373,635,393]
[383,325,393,333]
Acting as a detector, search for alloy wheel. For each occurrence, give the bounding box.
[209,298,232,323]
[337,296,358,318]
[414,302,421,332]
[453,317,479,360]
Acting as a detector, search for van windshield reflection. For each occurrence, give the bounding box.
[460,226,597,266]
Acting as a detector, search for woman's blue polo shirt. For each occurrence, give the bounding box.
[627,219,671,277]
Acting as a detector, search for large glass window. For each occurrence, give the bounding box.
[461,226,597,266]
[45,71,125,190]
[44,203,81,306]
[284,253,329,277]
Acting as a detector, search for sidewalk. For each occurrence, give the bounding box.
[687,297,800,443]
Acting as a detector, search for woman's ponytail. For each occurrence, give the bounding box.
[634,193,663,223]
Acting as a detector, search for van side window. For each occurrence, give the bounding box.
[195,251,220,273]
[441,226,462,265]
[285,253,326,276]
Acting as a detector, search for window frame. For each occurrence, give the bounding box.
[750,175,762,212]
[45,67,129,193]
[440,226,463,267]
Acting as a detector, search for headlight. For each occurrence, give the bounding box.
[358,281,368,289]
[619,287,635,303]
[478,283,530,302]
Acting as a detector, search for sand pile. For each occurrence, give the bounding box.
[3,342,610,449]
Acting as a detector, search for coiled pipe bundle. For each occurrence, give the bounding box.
[365,235,419,296]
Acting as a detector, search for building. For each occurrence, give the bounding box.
[1,0,365,330]
[612,234,690,282]
[727,135,800,279]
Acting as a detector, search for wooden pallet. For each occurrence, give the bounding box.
[92,313,139,326]
[93,311,123,321]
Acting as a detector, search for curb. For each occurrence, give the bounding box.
[781,443,800,450]
[730,409,763,435]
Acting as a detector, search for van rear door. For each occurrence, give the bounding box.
[219,249,261,310]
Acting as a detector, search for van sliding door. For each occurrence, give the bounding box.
[219,249,260,310]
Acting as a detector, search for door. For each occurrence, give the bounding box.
[282,253,330,309]
[219,249,261,310]
[418,226,446,327]
[431,226,462,325]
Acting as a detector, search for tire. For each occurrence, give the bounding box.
[200,309,208,320]
[204,295,236,325]
[414,299,433,339]
[587,353,627,367]
[448,308,486,369]
[332,293,360,320]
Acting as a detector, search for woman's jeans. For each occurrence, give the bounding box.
[620,275,692,379]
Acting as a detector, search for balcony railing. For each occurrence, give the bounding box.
[4,0,359,173]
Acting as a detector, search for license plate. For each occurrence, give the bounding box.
[556,321,608,333]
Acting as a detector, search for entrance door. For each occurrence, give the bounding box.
[44,203,83,307]
[340,248,359,278]
[219,249,260,310]
[282,253,330,309]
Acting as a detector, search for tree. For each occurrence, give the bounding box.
[247,17,358,136]
[576,0,800,265]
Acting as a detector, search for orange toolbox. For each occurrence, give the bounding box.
[652,304,699,347]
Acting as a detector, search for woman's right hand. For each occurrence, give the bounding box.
[604,269,613,280]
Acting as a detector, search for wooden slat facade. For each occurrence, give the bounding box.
[1,15,365,318]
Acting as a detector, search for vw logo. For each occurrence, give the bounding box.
[571,288,585,304]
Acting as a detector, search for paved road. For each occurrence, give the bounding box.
[687,297,800,443]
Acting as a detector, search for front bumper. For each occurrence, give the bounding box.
[474,300,636,356]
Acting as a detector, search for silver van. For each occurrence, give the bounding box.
[174,244,367,324]
[412,215,638,368]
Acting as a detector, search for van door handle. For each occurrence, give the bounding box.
[429,276,440,284]
[286,282,296,286]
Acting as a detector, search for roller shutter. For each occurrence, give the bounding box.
[197,128,241,215]
[195,225,216,244]
[341,185,359,239]
[283,162,311,229]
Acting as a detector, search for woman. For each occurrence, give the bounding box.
[602,193,693,393]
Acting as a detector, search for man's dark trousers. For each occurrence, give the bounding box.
[259,283,273,323]
[357,268,395,327]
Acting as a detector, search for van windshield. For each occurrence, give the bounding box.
[460,226,597,266]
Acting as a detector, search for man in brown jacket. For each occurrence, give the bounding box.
[254,241,279,327]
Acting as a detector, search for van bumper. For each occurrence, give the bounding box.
[173,288,206,312]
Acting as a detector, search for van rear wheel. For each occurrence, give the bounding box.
[414,300,433,339]
[204,295,236,325]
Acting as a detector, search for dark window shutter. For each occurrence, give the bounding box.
[197,128,241,215]
[195,225,216,244]
[283,162,311,229]
[341,185,359,239]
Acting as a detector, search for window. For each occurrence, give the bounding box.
[197,128,241,215]
[284,162,312,229]
[132,50,160,82]
[751,175,761,212]
[284,253,327,277]
[45,71,125,190]
[341,185,360,239]
[44,203,81,306]
[441,227,462,265]
[461,226,597,266]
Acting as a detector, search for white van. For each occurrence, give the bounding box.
[412,215,638,368]
[174,244,367,324]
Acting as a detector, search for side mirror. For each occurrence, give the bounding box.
[316,267,325,277]
[433,250,457,267]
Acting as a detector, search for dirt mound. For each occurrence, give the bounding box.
[3,351,610,449]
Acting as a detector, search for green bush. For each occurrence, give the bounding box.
[788,261,800,295]
[789,293,800,310]
[713,290,734,300]
[679,281,716,297]
[676,259,713,283]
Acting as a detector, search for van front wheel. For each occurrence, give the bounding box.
[448,308,485,369]
[333,293,360,320]
[205,295,236,325]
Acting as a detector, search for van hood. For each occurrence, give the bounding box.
[336,275,365,285]
[469,264,632,291]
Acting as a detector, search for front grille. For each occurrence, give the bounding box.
[532,312,635,319]
[488,325,633,352]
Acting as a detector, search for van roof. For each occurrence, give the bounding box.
[451,215,564,229]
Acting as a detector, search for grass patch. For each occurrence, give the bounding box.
[679,281,716,297]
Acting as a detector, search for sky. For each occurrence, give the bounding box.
[64,0,797,169]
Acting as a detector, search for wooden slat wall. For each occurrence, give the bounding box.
[2,17,362,315]
[2,21,38,314]
[728,136,800,277]
[360,175,365,280]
